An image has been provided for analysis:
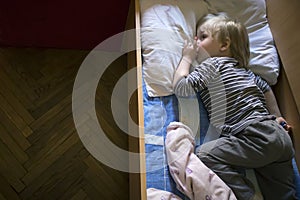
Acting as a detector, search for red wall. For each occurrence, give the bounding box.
[0,0,130,49]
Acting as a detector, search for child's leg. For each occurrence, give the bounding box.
[197,119,296,200]
[197,139,255,200]
[166,122,237,200]
[255,160,296,200]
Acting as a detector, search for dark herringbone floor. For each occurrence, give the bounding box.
[0,47,129,200]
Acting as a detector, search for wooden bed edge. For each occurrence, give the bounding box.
[273,67,300,169]
[266,0,300,170]
[126,0,147,199]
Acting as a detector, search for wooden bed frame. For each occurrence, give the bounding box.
[266,0,300,162]
[127,0,300,199]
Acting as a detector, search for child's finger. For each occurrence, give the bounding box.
[184,40,188,46]
[286,125,292,132]
[192,40,198,51]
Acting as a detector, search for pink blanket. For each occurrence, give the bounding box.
[149,121,237,200]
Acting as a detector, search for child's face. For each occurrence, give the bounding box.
[196,27,222,57]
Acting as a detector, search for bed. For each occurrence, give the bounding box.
[126,0,300,199]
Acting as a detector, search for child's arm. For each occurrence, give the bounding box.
[264,88,281,117]
[264,89,291,131]
[172,57,192,89]
[172,41,198,89]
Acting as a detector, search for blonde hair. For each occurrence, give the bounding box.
[197,13,250,67]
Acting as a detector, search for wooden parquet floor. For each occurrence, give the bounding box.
[0,47,129,200]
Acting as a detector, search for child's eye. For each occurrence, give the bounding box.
[199,34,208,41]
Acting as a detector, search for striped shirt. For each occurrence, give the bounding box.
[174,57,270,135]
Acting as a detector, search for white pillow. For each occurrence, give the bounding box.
[204,0,280,85]
[140,0,209,97]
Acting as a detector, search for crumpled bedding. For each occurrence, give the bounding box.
[165,121,237,200]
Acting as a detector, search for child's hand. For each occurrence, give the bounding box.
[276,116,292,132]
[182,39,198,63]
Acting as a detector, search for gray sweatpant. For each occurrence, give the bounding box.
[197,117,296,200]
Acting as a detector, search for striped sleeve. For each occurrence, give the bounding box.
[174,58,216,97]
[253,73,271,93]
[174,77,197,97]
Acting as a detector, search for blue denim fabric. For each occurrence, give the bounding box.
[143,82,183,198]
[143,82,210,199]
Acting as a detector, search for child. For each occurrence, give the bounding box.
[173,13,296,200]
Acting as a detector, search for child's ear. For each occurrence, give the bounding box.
[220,37,231,52]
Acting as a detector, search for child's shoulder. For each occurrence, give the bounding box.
[209,57,239,71]
[211,57,238,65]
